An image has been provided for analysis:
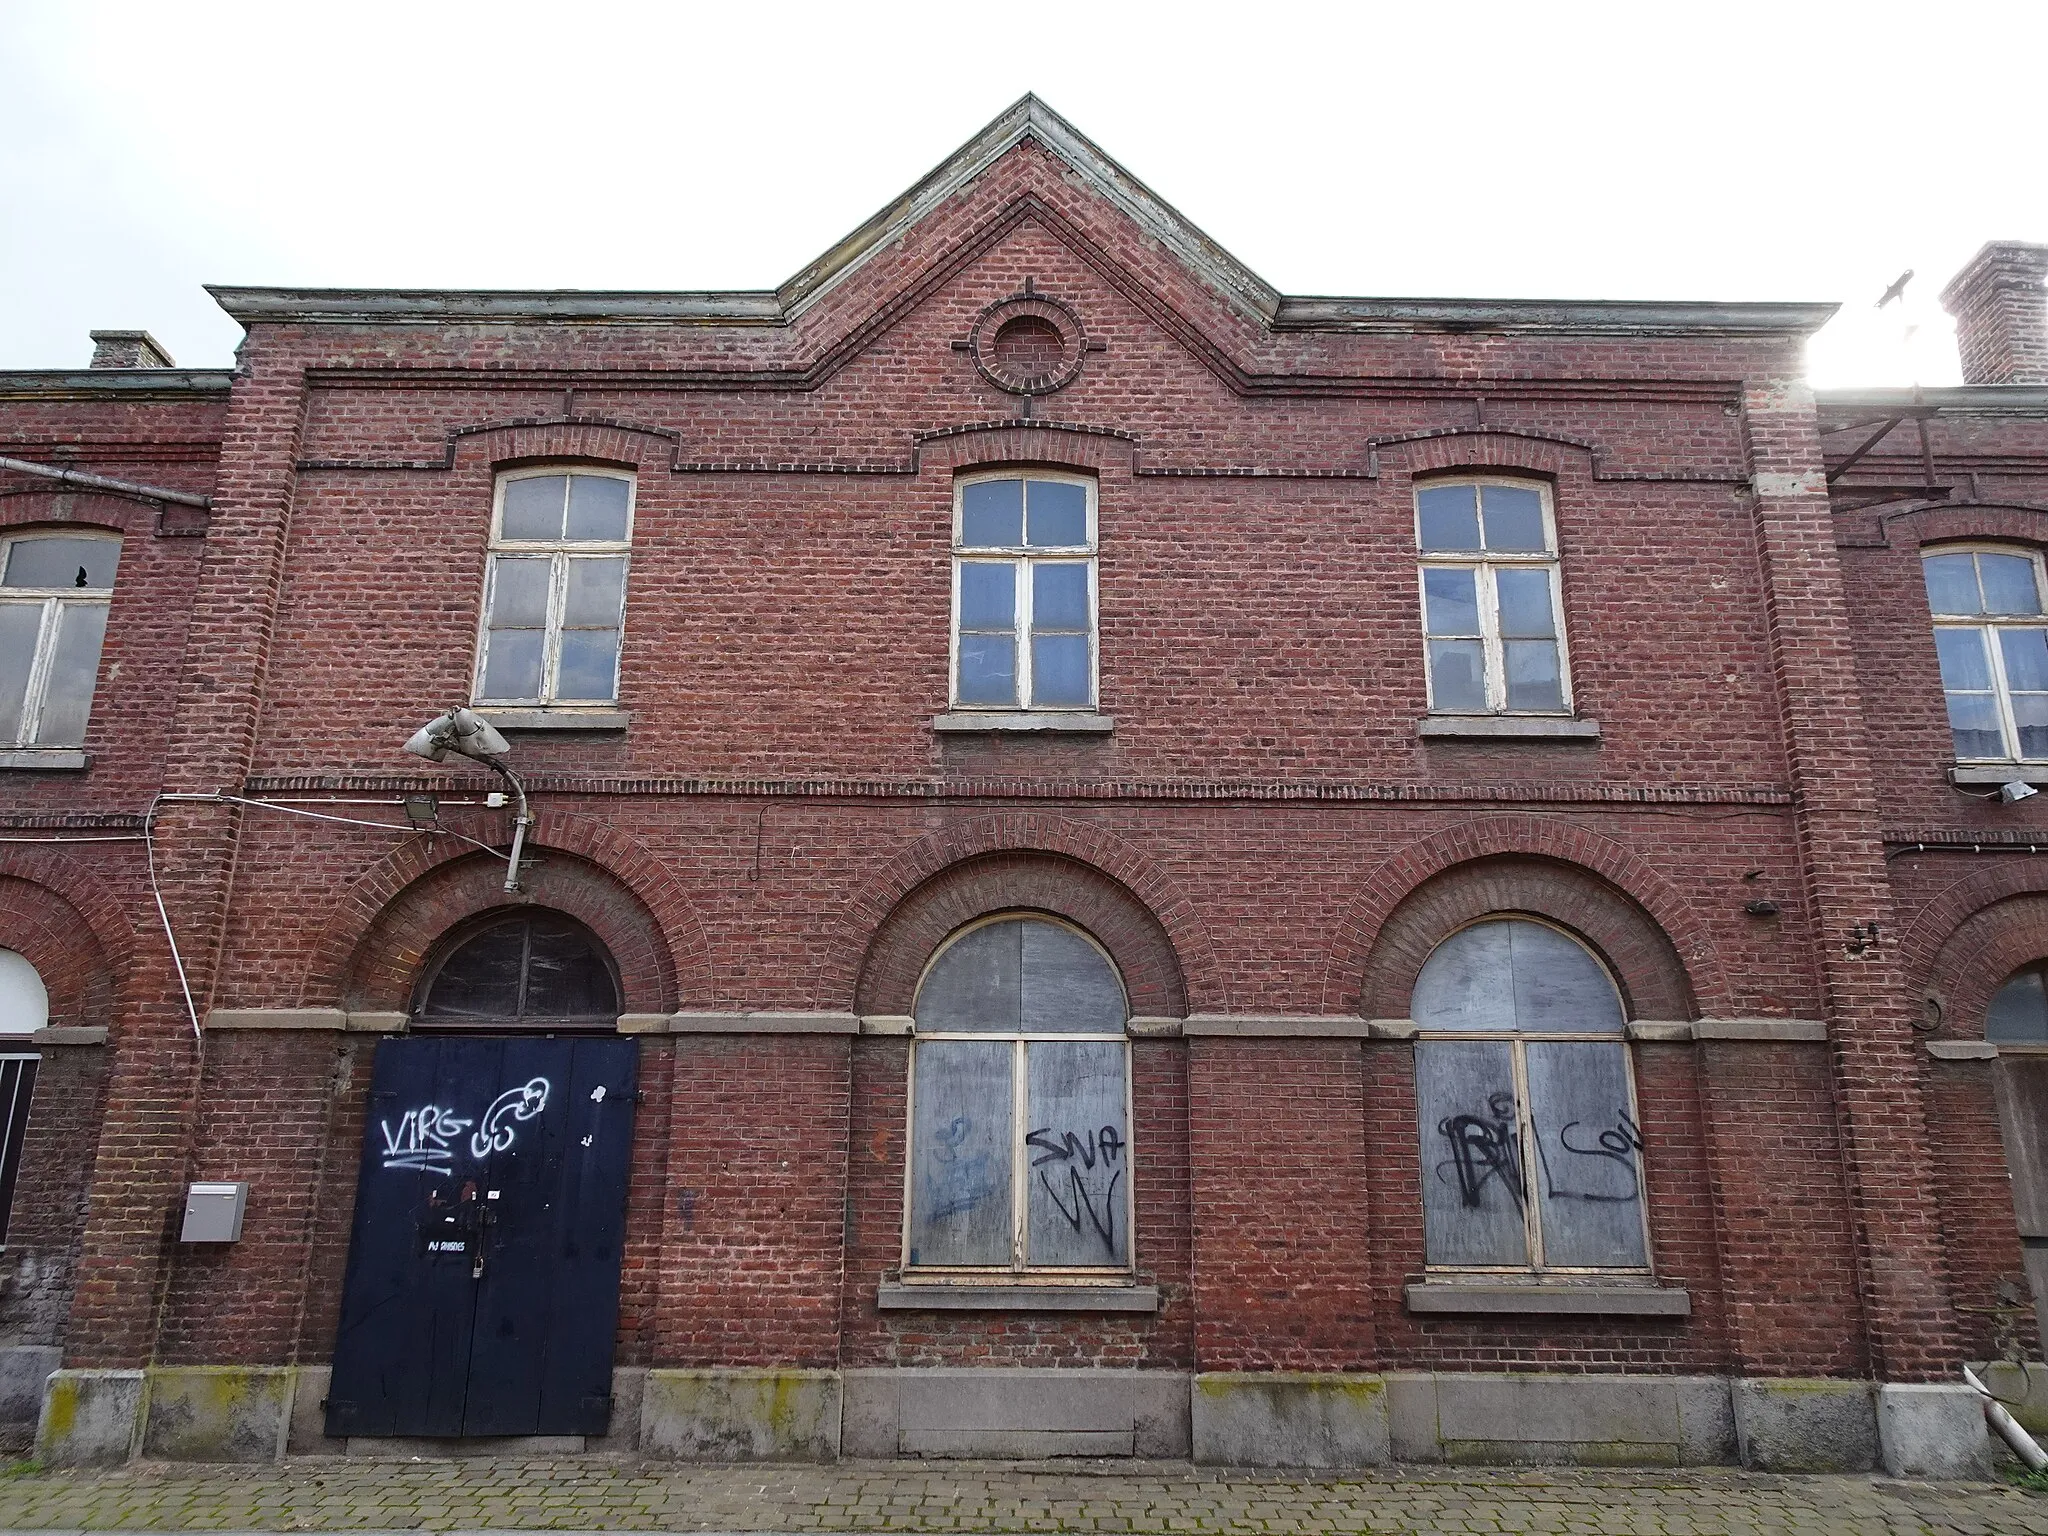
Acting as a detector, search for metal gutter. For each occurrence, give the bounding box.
[0,454,212,509]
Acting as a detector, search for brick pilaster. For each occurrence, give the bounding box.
[1743,370,1961,1381]
[62,347,309,1367]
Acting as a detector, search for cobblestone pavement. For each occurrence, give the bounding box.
[0,1458,2044,1536]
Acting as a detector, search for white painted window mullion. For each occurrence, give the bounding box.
[1015,554,1034,709]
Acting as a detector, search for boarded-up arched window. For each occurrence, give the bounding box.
[1412,917,1649,1273]
[904,915,1131,1275]
[416,912,620,1029]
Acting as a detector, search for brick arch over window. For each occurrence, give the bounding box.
[855,850,1186,1018]
[1370,428,1594,482]
[1323,816,1727,1016]
[916,422,1137,478]
[1921,892,2048,1040]
[832,814,1215,1012]
[450,417,679,475]
[1355,855,1694,1021]
[303,811,710,1012]
[0,494,163,539]
[1888,503,2048,551]
[0,858,133,1031]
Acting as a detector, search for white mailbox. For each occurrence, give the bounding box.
[181,1181,248,1243]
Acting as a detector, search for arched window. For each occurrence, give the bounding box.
[1412,917,1649,1272]
[414,912,620,1030]
[1988,961,2048,1044]
[904,915,1131,1276]
[1,531,120,749]
[1923,545,2048,762]
[0,948,46,1244]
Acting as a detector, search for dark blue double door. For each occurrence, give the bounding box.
[327,1035,637,1438]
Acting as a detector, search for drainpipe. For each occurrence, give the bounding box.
[0,454,212,509]
[1964,1364,2048,1470]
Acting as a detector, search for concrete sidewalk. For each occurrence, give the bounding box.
[0,1457,2044,1535]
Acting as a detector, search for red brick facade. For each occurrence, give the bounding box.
[5,101,2048,1443]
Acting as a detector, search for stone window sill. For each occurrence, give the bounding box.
[475,708,630,733]
[878,1282,1159,1313]
[1951,762,2048,786]
[1404,1281,1690,1317]
[0,749,89,771]
[20,1025,108,1046]
[932,711,1115,735]
[1416,715,1600,741]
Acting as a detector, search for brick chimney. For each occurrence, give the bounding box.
[88,329,175,368]
[1939,242,2048,385]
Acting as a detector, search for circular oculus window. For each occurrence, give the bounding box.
[968,293,1090,396]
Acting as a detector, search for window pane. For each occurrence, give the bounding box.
[1922,553,1983,616]
[957,634,1018,706]
[501,475,567,540]
[1481,485,1548,552]
[2002,629,2048,691]
[1026,1041,1129,1266]
[962,480,1024,547]
[3,537,118,589]
[917,920,1024,1032]
[1019,921,1124,1031]
[1988,968,2048,1044]
[1032,562,1090,631]
[958,562,1016,630]
[520,915,619,1017]
[1412,922,1518,1032]
[555,629,621,702]
[0,606,40,745]
[1416,1039,1530,1266]
[1495,567,1557,638]
[488,556,553,628]
[33,602,107,747]
[565,475,630,541]
[562,557,627,628]
[1427,638,1486,712]
[1422,567,1479,635]
[1525,1041,1648,1268]
[1945,692,2005,759]
[1504,640,1564,712]
[1025,481,1089,548]
[1933,627,1994,691]
[423,921,527,1018]
[480,629,545,701]
[2015,695,2048,760]
[1509,921,1623,1033]
[1030,634,1092,708]
[1980,553,2043,616]
[908,1040,1014,1267]
[1417,485,1481,551]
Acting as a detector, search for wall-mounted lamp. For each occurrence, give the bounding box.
[404,708,530,892]
[2002,780,2039,804]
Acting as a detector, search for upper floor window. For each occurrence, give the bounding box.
[474,470,633,707]
[0,532,119,750]
[905,915,1131,1277]
[1923,546,2048,762]
[1415,481,1570,715]
[952,472,1097,711]
[1412,917,1650,1273]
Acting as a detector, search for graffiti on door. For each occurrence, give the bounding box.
[378,1077,552,1172]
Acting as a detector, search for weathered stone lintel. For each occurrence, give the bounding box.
[1404,1283,1691,1318]
[1927,1040,2001,1060]
[931,711,1116,734]
[203,1008,406,1033]
[1692,1017,1828,1042]
[24,1025,108,1045]
[877,1283,1160,1313]
[1416,715,1601,740]
[1183,1014,1374,1038]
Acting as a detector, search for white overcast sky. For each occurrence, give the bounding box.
[3,1,2045,387]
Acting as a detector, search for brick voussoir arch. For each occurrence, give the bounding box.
[1320,814,1731,1016]
[1922,894,2048,1037]
[301,808,712,1010]
[1900,861,2048,1009]
[830,813,1219,1013]
[0,849,143,1033]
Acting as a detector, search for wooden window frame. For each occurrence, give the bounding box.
[1413,478,1575,717]
[1924,543,2048,765]
[949,470,1099,713]
[1414,916,1654,1279]
[0,531,119,749]
[899,913,1135,1284]
[472,468,636,709]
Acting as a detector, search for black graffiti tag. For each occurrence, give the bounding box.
[1436,1091,1526,1210]
[1026,1124,1125,1252]
[1544,1110,1644,1203]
